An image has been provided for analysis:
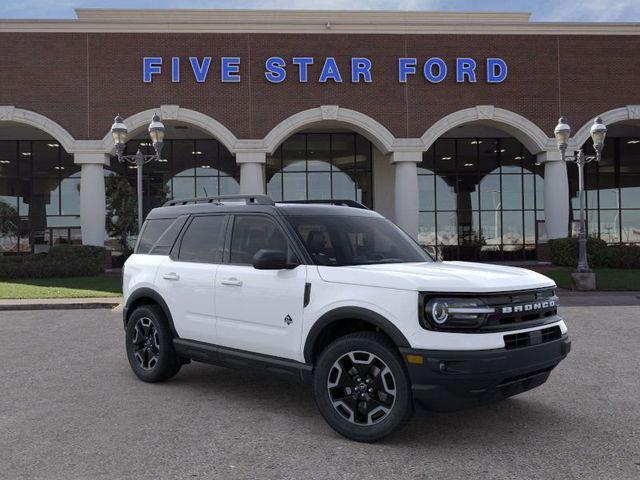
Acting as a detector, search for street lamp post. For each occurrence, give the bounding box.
[553,116,607,275]
[110,114,166,232]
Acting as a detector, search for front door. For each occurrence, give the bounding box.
[156,214,229,345]
[215,214,307,361]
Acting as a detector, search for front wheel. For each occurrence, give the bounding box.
[125,304,181,382]
[312,332,413,442]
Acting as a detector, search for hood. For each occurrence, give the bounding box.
[317,261,556,293]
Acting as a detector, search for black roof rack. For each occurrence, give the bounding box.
[278,199,369,210]
[163,194,275,207]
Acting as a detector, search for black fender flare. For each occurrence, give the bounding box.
[123,287,179,338]
[303,307,410,363]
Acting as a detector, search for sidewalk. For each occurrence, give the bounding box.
[556,289,640,306]
[0,297,123,311]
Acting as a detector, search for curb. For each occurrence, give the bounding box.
[0,299,122,312]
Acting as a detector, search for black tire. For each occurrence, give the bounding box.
[125,304,181,383]
[312,332,413,442]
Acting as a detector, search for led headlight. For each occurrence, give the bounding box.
[424,297,495,329]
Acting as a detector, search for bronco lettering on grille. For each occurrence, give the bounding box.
[501,299,556,314]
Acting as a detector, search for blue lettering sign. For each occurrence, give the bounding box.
[456,58,477,83]
[487,58,508,83]
[143,57,162,83]
[221,57,241,82]
[351,58,372,83]
[265,57,287,83]
[319,57,343,83]
[292,57,314,82]
[424,57,447,83]
[398,58,417,83]
[171,57,180,83]
[189,57,211,83]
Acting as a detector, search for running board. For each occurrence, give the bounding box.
[173,338,313,383]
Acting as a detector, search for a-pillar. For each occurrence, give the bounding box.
[75,152,109,246]
[237,151,266,194]
[538,151,569,239]
[391,151,421,239]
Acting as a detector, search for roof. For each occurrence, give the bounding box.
[0,9,639,35]
[147,200,381,220]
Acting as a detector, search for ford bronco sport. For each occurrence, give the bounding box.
[122,194,570,442]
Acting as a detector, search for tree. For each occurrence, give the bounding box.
[0,201,20,251]
[105,175,137,253]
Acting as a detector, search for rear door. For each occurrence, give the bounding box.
[156,214,229,345]
[214,214,307,361]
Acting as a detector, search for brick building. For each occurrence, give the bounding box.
[0,9,639,260]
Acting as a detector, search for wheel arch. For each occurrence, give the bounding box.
[123,288,179,338]
[303,307,410,364]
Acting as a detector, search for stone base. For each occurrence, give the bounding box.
[571,271,596,291]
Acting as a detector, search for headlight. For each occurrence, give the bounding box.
[423,297,494,330]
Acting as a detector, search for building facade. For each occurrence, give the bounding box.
[1,9,639,260]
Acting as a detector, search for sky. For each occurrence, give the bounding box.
[2,0,640,22]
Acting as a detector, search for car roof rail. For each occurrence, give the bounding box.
[163,194,275,207]
[278,199,369,210]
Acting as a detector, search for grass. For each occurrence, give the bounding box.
[544,268,640,291]
[0,275,122,299]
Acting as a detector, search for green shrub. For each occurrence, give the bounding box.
[593,245,640,268]
[550,237,640,268]
[0,245,106,279]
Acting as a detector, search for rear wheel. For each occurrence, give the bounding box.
[125,304,181,382]
[312,332,413,442]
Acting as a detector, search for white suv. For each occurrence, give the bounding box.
[122,195,570,442]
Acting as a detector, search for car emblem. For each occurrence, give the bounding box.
[284,315,293,325]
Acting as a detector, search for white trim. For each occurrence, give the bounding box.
[100,105,239,154]
[421,106,553,154]
[2,10,640,35]
[263,106,397,155]
[0,106,76,153]
[571,105,640,148]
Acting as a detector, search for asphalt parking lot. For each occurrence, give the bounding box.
[1,304,639,480]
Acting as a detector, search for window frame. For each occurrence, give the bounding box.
[171,213,230,264]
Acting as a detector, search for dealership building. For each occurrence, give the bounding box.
[0,9,639,261]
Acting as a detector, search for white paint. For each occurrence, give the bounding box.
[238,152,266,194]
[76,154,109,246]
[571,104,640,148]
[391,151,421,239]
[538,151,570,239]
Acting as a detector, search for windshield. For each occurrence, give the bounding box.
[287,215,433,266]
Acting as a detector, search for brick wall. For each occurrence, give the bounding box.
[1,32,639,142]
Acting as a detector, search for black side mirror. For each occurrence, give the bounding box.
[252,249,296,270]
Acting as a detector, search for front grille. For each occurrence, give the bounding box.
[480,288,558,331]
[498,366,554,387]
[504,325,562,350]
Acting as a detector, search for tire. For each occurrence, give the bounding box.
[312,332,413,442]
[125,304,181,383]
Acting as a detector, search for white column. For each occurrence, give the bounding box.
[75,153,109,246]
[538,151,569,239]
[237,151,266,194]
[391,151,421,239]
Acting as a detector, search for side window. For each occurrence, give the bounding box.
[229,215,292,265]
[177,215,227,263]
[136,218,174,254]
[148,216,188,255]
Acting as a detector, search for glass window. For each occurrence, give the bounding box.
[230,215,290,264]
[150,216,188,255]
[288,215,431,266]
[136,218,175,254]
[265,133,373,208]
[178,215,227,263]
[621,210,640,243]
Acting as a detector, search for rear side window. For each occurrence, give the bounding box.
[178,215,227,263]
[149,216,188,255]
[136,218,174,254]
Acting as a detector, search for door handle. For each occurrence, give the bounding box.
[162,272,180,281]
[220,277,243,287]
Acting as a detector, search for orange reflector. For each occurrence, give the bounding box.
[406,354,423,365]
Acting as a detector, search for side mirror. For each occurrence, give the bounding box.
[252,249,296,270]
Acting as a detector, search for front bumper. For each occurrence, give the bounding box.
[399,334,571,411]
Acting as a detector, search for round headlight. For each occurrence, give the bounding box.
[430,300,449,324]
